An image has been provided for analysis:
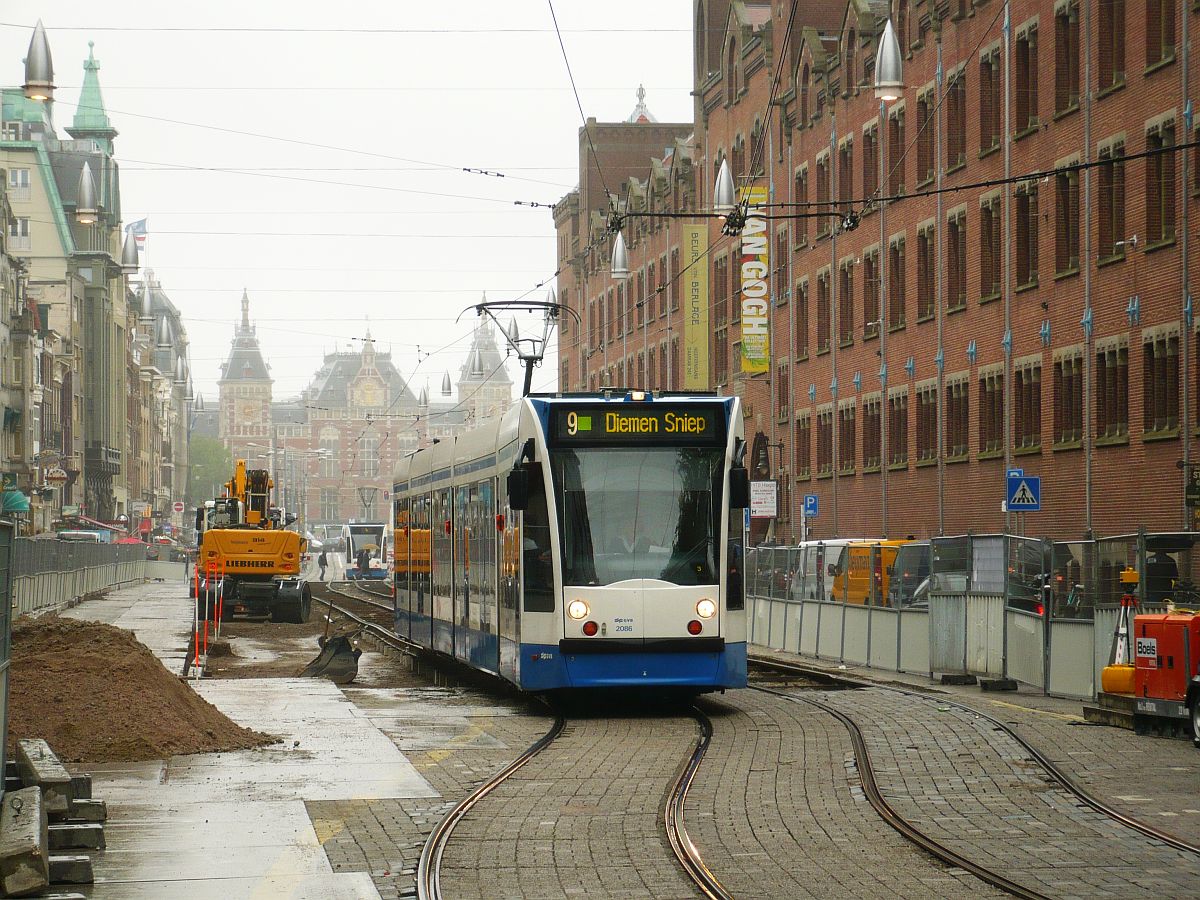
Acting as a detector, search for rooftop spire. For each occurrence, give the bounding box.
[240,289,250,331]
[66,41,117,151]
[626,84,657,123]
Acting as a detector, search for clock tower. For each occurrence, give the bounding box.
[218,290,273,465]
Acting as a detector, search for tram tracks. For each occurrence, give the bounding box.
[750,656,1200,899]
[310,581,728,898]
[415,705,727,900]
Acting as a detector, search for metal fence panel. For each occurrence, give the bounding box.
[899,608,931,673]
[1006,608,1045,689]
[1048,619,1095,698]
[929,593,967,673]
[842,605,869,665]
[966,593,1004,676]
[869,608,899,670]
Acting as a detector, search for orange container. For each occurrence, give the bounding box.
[1133,613,1200,702]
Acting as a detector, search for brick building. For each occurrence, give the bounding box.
[555,0,1200,543]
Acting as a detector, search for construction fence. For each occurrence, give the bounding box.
[11,539,147,616]
[746,531,1192,700]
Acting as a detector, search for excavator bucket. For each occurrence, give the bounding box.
[300,633,362,684]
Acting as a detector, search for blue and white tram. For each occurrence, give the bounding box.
[391,392,750,692]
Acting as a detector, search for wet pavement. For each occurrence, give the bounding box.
[62,579,438,899]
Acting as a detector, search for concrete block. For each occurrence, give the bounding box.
[0,786,49,897]
[935,672,977,685]
[69,775,91,801]
[48,824,104,851]
[66,800,107,823]
[978,677,1018,692]
[48,855,93,885]
[15,740,71,816]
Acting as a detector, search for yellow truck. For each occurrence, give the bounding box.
[195,460,311,623]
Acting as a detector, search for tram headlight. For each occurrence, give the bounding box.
[696,598,717,619]
[568,599,589,620]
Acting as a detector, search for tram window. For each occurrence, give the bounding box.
[726,507,744,610]
[551,447,722,587]
[522,464,555,612]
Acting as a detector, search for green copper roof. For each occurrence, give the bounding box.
[69,42,116,138]
[1,87,52,126]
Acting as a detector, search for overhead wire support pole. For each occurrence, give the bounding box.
[459,298,579,397]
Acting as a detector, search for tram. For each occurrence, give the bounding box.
[391,391,750,692]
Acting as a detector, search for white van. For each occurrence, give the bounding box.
[789,539,877,601]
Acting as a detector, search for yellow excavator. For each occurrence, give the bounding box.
[194,459,312,623]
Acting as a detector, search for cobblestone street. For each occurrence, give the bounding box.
[809,687,1200,899]
[689,689,999,899]
[436,712,700,899]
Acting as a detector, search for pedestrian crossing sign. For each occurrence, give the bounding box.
[1006,474,1041,511]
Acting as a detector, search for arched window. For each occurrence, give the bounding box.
[732,135,746,181]
[846,29,857,91]
[750,120,764,176]
[800,63,810,124]
[319,426,338,478]
[726,39,738,102]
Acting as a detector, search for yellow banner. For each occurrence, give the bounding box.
[739,186,770,374]
[683,224,709,389]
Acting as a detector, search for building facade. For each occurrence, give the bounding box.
[0,35,192,533]
[216,299,513,533]
[556,0,1200,544]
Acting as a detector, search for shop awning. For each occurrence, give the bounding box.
[2,490,30,513]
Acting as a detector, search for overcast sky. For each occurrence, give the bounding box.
[1,3,693,404]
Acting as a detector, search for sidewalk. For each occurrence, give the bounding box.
[62,581,437,899]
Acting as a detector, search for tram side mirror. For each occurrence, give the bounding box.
[730,467,750,508]
[285,513,297,526]
[507,467,530,511]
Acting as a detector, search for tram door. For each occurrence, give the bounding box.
[498,486,520,683]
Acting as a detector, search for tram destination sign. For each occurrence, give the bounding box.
[550,404,725,446]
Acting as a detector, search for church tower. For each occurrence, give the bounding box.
[217,290,273,464]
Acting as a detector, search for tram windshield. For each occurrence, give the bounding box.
[550,447,724,586]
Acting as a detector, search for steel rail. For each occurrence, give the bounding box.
[750,655,1200,857]
[665,707,732,900]
[757,684,1050,900]
[416,705,565,900]
[309,582,414,654]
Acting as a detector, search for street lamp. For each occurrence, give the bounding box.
[121,230,139,275]
[874,20,905,101]
[610,229,631,281]
[75,162,98,225]
[23,20,54,102]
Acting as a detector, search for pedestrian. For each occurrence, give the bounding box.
[1145,548,1179,604]
[357,546,372,578]
[318,549,328,582]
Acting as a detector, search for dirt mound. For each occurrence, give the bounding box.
[7,617,275,763]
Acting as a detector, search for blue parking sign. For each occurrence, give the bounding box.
[803,494,819,518]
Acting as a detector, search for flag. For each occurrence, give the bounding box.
[125,217,148,250]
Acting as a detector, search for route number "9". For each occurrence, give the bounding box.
[567,411,579,435]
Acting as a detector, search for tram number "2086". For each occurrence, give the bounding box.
[613,616,634,633]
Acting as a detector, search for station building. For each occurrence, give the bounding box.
[555,0,1199,544]
[216,296,512,532]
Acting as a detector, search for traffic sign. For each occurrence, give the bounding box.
[803,494,819,518]
[172,501,185,513]
[1006,468,1024,479]
[749,481,777,518]
[1006,474,1041,511]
